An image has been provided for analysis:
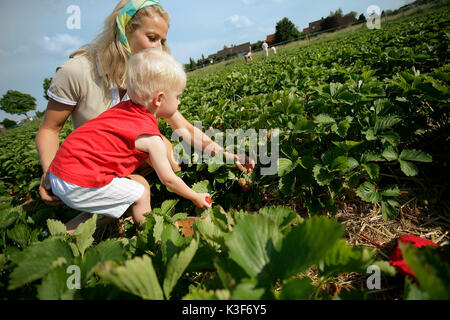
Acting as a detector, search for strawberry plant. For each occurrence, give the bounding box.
[0,5,449,300]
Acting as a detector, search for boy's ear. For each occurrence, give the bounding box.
[152,92,165,108]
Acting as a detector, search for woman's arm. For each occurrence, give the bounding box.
[165,111,255,172]
[165,110,220,153]
[35,99,74,204]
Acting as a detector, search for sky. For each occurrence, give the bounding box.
[0,0,414,122]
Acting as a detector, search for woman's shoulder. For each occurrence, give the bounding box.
[51,50,99,92]
[58,51,95,75]
[48,50,99,108]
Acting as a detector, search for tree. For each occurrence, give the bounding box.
[196,55,205,67]
[189,57,196,71]
[358,13,367,23]
[274,17,301,45]
[0,90,36,118]
[349,11,358,21]
[251,40,263,52]
[1,118,17,128]
[201,54,206,67]
[330,8,343,18]
[43,78,52,100]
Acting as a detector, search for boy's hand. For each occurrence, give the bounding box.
[193,193,212,209]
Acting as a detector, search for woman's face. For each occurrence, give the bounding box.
[128,14,169,54]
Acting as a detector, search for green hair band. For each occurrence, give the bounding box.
[116,0,162,56]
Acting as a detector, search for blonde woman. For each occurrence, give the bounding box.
[36,0,254,230]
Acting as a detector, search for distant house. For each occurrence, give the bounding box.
[266,33,276,45]
[337,13,357,27]
[303,13,356,34]
[0,124,6,133]
[302,18,325,34]
[208,42,251,61]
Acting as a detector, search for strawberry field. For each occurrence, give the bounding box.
[0,5,449,300]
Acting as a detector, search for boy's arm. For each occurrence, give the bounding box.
[135,134,211,209]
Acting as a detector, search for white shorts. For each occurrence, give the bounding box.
[49,172,145,219]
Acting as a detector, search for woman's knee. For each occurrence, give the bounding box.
[128,174,150,190]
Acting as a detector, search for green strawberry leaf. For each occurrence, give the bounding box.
[399,159,419,177]
[399,149,432,162]
[356,182,381,203]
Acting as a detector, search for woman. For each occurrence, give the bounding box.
[36,0,254,230]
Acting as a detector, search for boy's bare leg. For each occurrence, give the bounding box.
[65,212,117,235]
[128,186,151,228]
[65,212,91,235]
[126,174,151,230]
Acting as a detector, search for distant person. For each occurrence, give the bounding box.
[48,49,212,234]
[262,41,269,57]
[244,47,253,62]
[270,46,277,55]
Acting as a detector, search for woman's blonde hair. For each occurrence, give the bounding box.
[71,0,170,90]
[126,48,186,106]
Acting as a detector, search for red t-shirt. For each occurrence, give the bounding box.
[49,100,162,187]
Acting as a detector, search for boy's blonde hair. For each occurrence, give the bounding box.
[126,48,186,105]
[72,0,171,90]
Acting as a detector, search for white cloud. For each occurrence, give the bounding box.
[41,34,83,56]
[225,14,253,29]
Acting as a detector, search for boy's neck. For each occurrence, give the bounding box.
[131,99,156,115]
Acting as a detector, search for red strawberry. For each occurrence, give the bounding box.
[331,283,340,299]
[205,196,212,204]
[238,178,246,186]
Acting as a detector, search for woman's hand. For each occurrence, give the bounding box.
[39,172,63,206]
[192,193,212,210]
[223,151,256,173]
